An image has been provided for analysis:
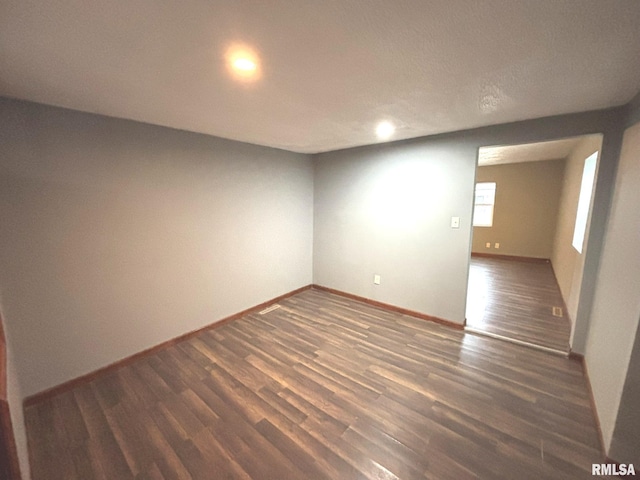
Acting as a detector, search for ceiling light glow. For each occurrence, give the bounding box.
[233,57,256,72]
[376,121,395,139]
[226,45,260,81]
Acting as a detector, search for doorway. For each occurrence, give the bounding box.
[465,135,603,353]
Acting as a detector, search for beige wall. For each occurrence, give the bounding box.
[551,135,602,329]
[472,160,565,258]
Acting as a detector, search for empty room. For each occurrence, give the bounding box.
[1,1,640,479]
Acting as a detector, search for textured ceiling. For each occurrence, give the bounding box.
[478,137,586,166]
[1,1,640,154]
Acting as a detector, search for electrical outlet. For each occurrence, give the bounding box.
[495,243,500,249]
[486,242,491,248]
[374,274,381,285]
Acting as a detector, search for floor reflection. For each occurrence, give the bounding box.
[465,256,570,352]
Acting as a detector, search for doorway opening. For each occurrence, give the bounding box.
[465,134,603,354]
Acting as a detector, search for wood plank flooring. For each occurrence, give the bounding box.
[466,256,571,352]
[25,288,603,479]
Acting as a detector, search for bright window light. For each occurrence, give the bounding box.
[572,152,598,253]
[473,182,496,227]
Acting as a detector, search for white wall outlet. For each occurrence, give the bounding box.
[450,216,460,229]
[374,274,381,285]
[495,242,500,249]
[486,242,491,248]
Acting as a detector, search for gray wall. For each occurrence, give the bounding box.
[313,108,624,330]
[610,319,640,465]
[0,97,314,401]
[584,119,640,451]
[607,89,640,464]
[472,159,565,259]
[626,91,640,127]
[0,97,314,479]
[313,138,476,323]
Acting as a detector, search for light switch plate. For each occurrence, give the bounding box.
[451,216,460,228]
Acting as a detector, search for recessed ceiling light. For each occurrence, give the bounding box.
[376,121,395,139]
[232,57,257,72]
[226,45,260,81]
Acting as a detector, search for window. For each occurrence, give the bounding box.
[572,152,598,253]
[473,182,496,227]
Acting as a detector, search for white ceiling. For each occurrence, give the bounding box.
[1,1,640,154]
[478,137,586,166]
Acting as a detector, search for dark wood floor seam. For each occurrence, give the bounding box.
[465,326,569,357]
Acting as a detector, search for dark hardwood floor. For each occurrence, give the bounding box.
[25,288,603,479]
[466,256,571,353]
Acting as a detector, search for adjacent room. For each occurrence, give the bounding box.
[1,1,640,479]
[466,135,602,354]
